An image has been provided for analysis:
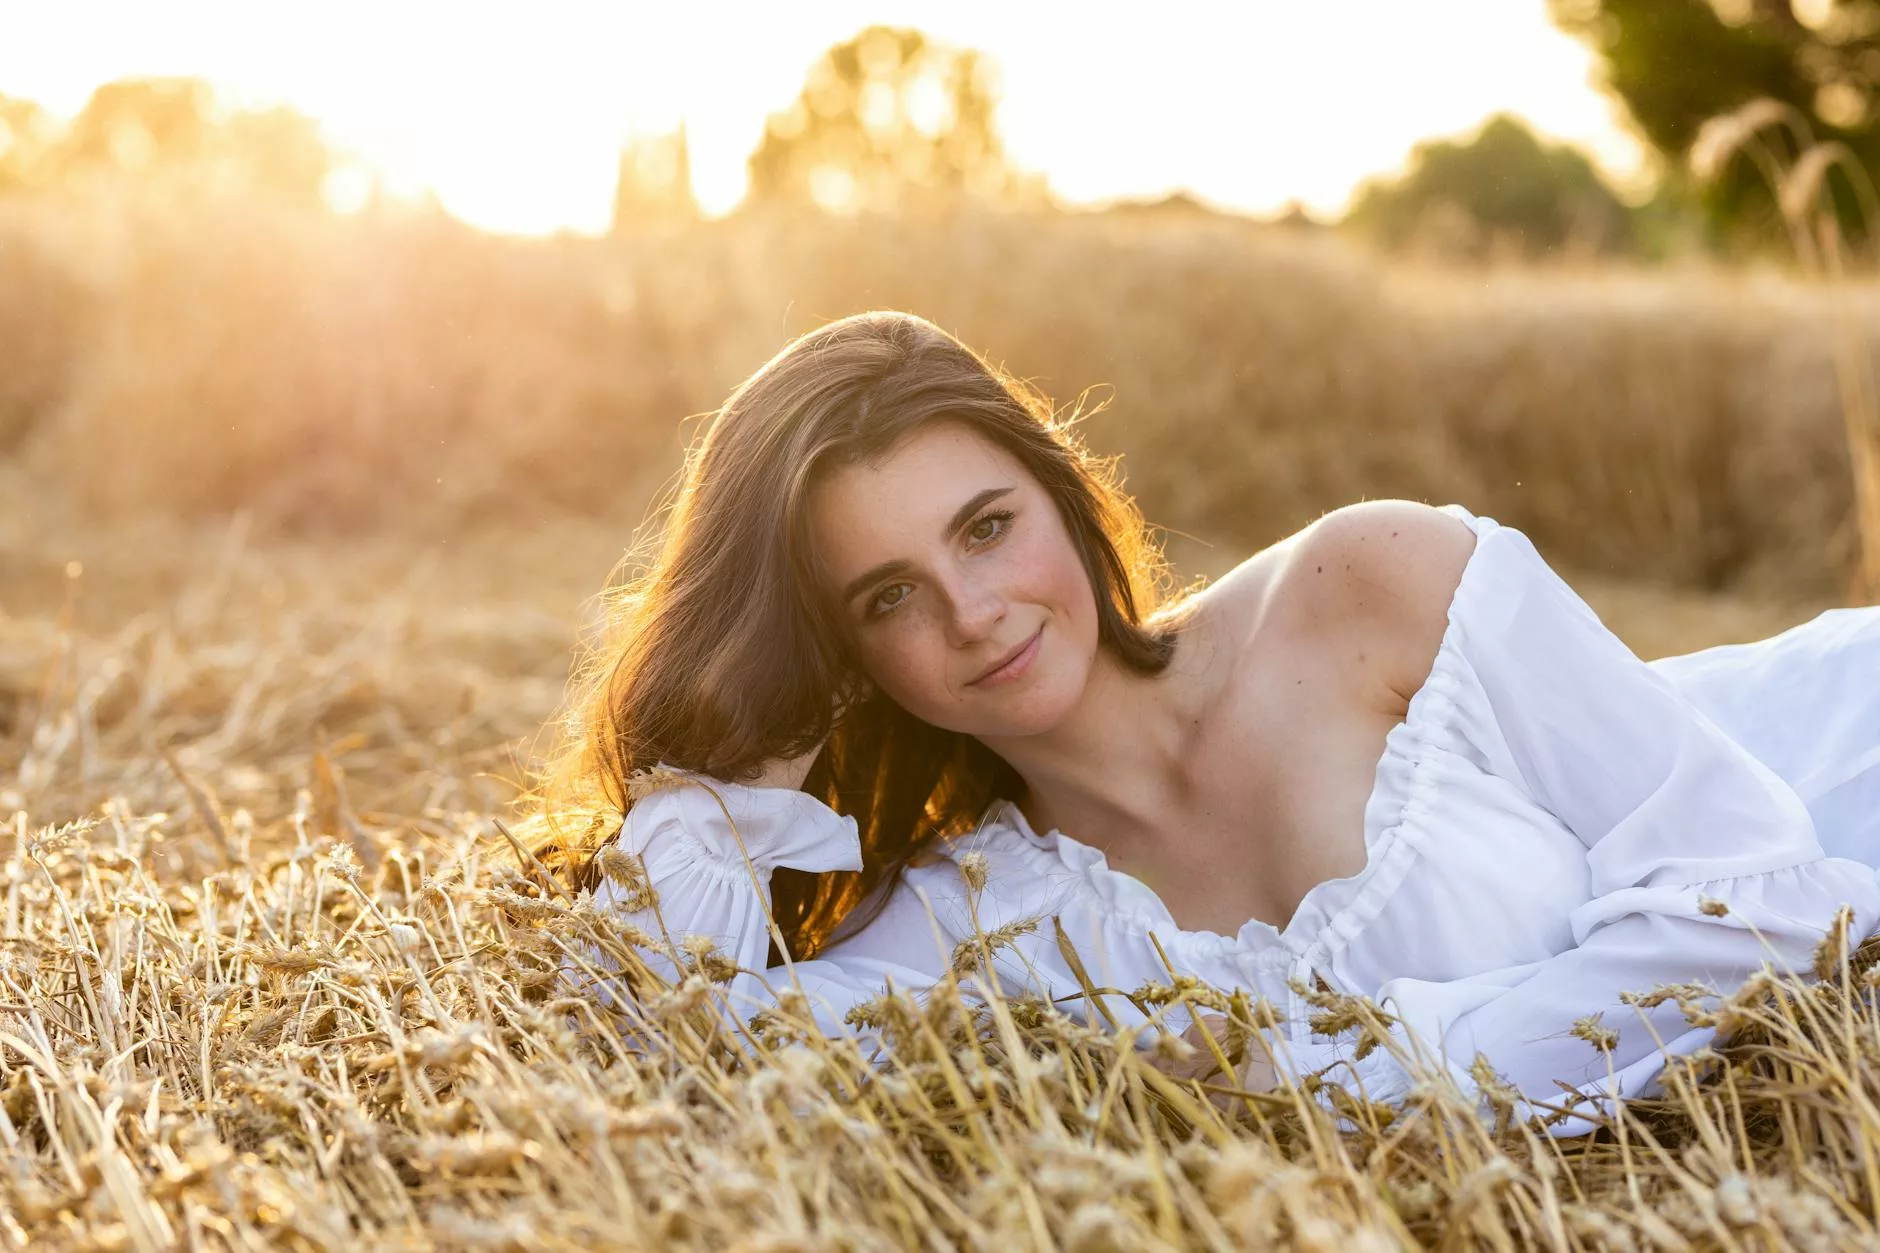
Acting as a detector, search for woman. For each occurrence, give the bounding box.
[544,310,1880,1136]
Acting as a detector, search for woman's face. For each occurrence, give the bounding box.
[808,421,1101,739]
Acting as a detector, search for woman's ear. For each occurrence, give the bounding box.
[837,676,879,718]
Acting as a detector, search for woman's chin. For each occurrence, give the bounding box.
[960,686,1084,741]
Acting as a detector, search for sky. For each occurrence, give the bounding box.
[1,0,1649,237]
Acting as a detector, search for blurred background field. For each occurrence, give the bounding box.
[6,194,1872,613]
[7,191,1868,827]
[8,2,1880,1248]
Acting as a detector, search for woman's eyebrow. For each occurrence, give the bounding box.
[839,485,1015,604]
[942,485,1015,541]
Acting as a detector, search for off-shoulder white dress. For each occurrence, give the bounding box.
[580,505,1880,1136]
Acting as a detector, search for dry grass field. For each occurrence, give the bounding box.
[4,189,1880,1249]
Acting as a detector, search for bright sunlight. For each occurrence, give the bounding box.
[4,0,1644,235]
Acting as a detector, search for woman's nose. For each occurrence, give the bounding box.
[944,573,1006,644]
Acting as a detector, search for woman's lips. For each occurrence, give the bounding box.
[969,625,1044,687]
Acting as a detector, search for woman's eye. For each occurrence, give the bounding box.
[968,509,1013,545]
[869,584,910,616]
[864,511,1013,620]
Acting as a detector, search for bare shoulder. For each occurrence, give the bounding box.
[1171,500,1476,701]
[1272,500,1478,701]
[1167,530,1297,655]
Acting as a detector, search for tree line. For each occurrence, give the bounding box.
[6,8,1875,260]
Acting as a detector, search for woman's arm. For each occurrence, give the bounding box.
[745,735,826,792]
[1158,1011,1279,1103]
[572,754,954,1052]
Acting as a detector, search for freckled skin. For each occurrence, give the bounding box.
[808,422,1103,740]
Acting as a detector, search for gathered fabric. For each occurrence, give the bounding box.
[577,504,1880,1137]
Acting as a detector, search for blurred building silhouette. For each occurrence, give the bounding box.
[610,125,698,230]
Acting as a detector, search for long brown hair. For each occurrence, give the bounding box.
[538,311,1178,960]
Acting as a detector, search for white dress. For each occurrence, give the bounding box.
[581,505,1880,1136]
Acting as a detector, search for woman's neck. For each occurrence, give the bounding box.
[977,613,1224,848]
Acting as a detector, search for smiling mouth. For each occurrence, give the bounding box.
[968,626,1044,686]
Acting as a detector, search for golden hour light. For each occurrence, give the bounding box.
[5,0,1644,234]
[9,3,1880,1248]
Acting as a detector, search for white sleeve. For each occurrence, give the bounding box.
[1313,514,1880,1135]
[573,772,953,1048]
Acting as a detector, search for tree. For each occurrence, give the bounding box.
[22,76,334,207]
[0,93,58,193]
[205,102,335,206]
[1549,0,1880,246]
[60,77,216,173]
[744,25,1042,213]
[1344,114,1636,258]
